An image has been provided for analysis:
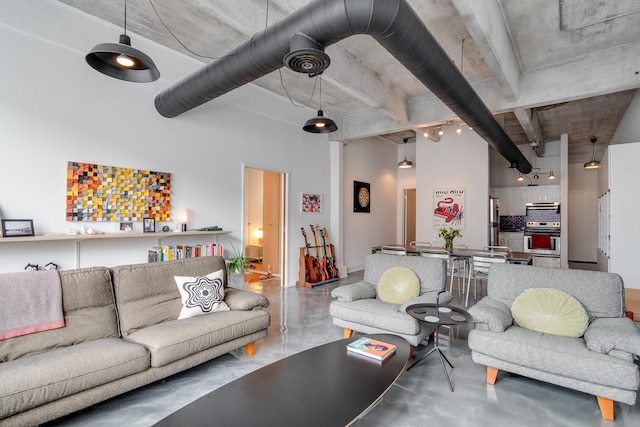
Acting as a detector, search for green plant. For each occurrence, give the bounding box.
[227,243,248,275]
[437,228,462,241]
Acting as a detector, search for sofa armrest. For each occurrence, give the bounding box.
[467,297,513,332]
[400,291,453,313]
[331,281,377,302]
[224,288,270,311]
[584,317,640,356]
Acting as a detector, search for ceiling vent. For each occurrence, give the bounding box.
[284,34,330,76]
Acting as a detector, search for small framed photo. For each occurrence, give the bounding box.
[120,222,133,232]
[143,218,156,233]
[1,219,35,237]
[301,193,322,214]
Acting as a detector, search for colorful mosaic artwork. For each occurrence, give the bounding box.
[66,161,171,222]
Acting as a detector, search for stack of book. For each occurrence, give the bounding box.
[346,337,397,361]
[148,243,224,262]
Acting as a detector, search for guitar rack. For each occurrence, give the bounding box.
[297,245,339,288]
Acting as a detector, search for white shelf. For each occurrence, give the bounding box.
[0,230,231,244]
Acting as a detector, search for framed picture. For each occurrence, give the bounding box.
[1,219,35,237]
[353,181,371,213]
[143,218,156,233]
[301,193,322,214]
[120,222,133,232]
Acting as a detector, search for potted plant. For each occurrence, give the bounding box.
[227,243,249,285]
[438,227,462,253]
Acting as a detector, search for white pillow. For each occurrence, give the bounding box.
[174,270,230,319]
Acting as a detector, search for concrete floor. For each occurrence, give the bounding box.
[44,271,640,427]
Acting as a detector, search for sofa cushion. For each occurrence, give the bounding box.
[0,267,120,362]
[364,253,446,294]
[174,270,229,319]
[112,257,228,337]
[584,317,640,356]
[377,267,420,304]
[0,338,149,419]
[330,299,421,336]
[125,310,270,367]
[511,288,588,337]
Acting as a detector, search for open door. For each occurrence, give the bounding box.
[244,167,286,285]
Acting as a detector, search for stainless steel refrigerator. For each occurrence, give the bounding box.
[489,196,499,246]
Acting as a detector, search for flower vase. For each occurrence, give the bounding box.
[445,238,454,253]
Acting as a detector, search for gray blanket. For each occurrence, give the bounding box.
[0,270,64,340]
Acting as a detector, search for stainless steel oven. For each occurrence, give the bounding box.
[523,221,561,267]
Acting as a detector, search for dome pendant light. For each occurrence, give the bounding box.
[303,76,338,133]
[584,136,600,169]
[86,0,160,83]
[398,138,413,169]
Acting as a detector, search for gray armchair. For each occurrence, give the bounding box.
[329,254,452,350]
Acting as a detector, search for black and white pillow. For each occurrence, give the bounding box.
[174,270,230,319]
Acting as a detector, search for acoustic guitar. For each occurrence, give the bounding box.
[310,225,329,281]
[318,226,333,280]
[301,227,321,283]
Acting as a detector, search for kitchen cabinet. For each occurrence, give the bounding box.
[495,187,526,216]
[525,185,560,203]
[499,232,524,252]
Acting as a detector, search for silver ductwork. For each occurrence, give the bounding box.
[154,0,532,173]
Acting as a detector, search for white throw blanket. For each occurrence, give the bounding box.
[0,270,65,340]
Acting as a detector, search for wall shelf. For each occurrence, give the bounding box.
[0,230,231,268]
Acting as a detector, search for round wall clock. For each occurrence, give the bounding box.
[353,181,371,213]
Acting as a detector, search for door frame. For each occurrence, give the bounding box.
[242,164,288,286]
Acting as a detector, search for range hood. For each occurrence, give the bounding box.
[526,202,560,211]
[154,0,533,174]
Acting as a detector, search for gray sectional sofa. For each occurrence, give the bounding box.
[330,253,452,347]
[0,257,270,426]
[467,263,640,421]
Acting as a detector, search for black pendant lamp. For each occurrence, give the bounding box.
[303,77,338,133]
[398,138,413,168]
[86,0,160,83]
[584,136,600,169]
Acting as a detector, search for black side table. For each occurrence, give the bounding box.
[406,303,471,391]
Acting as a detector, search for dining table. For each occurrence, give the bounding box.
[371,244,533,264]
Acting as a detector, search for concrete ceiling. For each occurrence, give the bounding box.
[60,0,640,164]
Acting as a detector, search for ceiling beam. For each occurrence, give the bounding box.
[513,108,545,156]
[450,0,520,102]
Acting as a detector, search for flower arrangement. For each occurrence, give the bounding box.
[437,228,462,252]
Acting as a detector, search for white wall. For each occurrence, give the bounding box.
[567,163,598,263]
[343,138,398,272]
[0,1,331,285]
[611,90,640,145]
[415,128,489,249]
[396,142,417,243]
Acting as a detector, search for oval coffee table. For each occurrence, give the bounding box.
[152,334,408,427]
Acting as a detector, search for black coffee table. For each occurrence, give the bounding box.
[152,334,408,427]
[405,303,471,391]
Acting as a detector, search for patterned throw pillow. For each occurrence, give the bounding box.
[174,270,230,319]
[377,267,420,304]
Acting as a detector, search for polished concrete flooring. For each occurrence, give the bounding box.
[45,271,640,427]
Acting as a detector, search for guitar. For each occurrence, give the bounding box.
[301,227,321,283]
[310,224,329,281]
[318,226,333,280]
[323,227,339,278]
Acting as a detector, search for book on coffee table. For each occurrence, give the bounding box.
[347,337,396,361]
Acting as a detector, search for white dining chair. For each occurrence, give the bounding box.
[483,246,512,253]
[409,241,432,248]
[380,245,407,256]
[420,248,460,295]
[466,252,508,307]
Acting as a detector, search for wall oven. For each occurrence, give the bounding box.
[523,221,561,268]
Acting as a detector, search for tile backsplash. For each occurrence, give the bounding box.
[500,216,526,232]
[526,209,561,223]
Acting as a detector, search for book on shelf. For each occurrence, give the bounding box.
[346,337,396,361]
[147,242,223,262]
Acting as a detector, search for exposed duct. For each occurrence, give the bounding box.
[154,0,532,173]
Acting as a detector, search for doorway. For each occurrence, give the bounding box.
[244,167,287,285]
[404,188,416,245]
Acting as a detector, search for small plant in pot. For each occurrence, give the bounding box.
[227,244,249,285]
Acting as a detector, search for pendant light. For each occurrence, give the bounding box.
[584,136,600,169]
[303,76,338,133]
[398,138,413,169]
[86,0,160,83]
